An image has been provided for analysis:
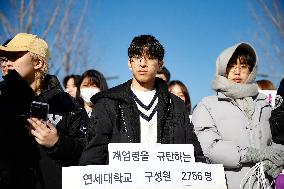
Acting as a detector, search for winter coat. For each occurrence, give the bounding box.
[192,42,273,189]
[0,70,88,189]
[192,92,272,188]
[270,99,284,145]
[270,77,284,145]
[79,78,205,165]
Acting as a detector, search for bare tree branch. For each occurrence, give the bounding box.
[63,0,89,73]
[0,13,13,38]
[20,0,25,32]
[26,0,34,33]
[250,0,284,82]
[42,0,61,38]
[0,0,94,78]
[51,0,73,47]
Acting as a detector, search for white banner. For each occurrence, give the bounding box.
[63,144,226,189]
[62,163,226,189]
[108,143,195,165]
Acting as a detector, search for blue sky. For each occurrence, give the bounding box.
[1,0,280,107]
[85,0,261,106]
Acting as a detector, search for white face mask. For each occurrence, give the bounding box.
[80,87,100,103]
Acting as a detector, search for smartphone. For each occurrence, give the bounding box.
[30,101,49,121]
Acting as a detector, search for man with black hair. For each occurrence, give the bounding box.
[79,34,204,165]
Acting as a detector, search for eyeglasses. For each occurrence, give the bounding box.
[227,64,250,73]
[0,52,27,63]
[130,56,158,65]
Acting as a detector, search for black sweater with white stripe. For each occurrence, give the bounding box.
[79,77,205,165]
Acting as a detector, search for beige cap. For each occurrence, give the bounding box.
[0,33,50,61]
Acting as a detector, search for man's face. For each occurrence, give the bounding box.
[128,54,163,86]
[1,51,35,80]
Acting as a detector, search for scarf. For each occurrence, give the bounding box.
[212,75,259,119]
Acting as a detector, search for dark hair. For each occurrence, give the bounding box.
[157,66,171,82]
[168,80,192,113]
[77,70,108,108]
[226,47,255,74]
[79,69,108,91]
[62,74,81,101]
[256,79,276,90]
[128,35,164,61]
[63,74,81,88]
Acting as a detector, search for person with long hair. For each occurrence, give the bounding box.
[168,80,192,113]
[79,69,108,117]
[63,74,81,100]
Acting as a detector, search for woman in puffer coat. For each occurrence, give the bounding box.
[192,42,284,189]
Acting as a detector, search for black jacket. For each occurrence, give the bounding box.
[270,78,284,144]
[79,78,204,165]
[0,70,88,189]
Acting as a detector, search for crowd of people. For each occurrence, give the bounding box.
[0,32,283,189]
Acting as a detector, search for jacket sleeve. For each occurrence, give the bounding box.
[192,101,243,168]
[270,96,284,145]
[46,106,88,166]
[3,70,35,114]
[79,99,113,165]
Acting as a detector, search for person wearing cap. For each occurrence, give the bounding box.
[192,42,284,188]
[0,33,88,189]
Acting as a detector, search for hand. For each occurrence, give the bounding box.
[263,160,283,179]
[246,147,284,166]
[27,118,59,148]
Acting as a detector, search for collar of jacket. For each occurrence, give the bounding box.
[2,69,34,97]
[91,77,171,143]
[37,75,78,113]
[90,77,170,105]
[38,74,63,101]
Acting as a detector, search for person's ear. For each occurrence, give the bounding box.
[33,59,44,70]
[158,60,164,71]
[128,59,133,71]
